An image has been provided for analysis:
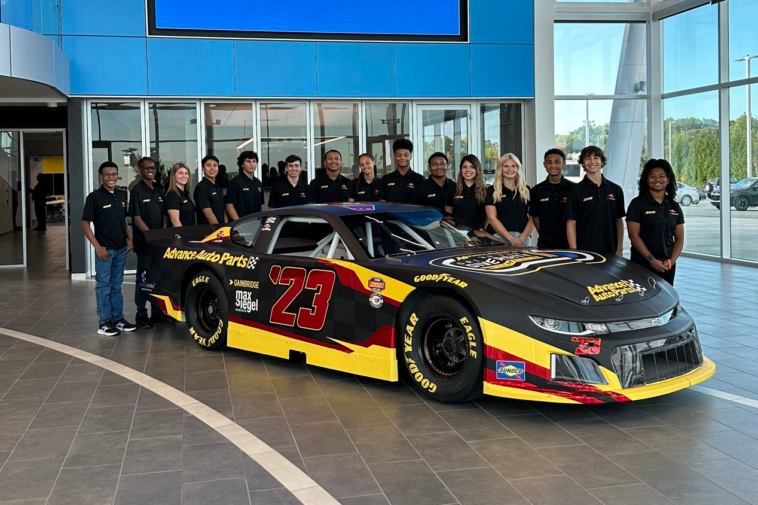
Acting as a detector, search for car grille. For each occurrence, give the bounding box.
[611,328,703,389]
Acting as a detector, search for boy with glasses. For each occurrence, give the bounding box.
[82,161,136,336]
[413,152,455,213]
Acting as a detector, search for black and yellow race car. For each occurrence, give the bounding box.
[141,203,714,404]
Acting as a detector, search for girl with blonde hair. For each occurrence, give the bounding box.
[164,162,196,227]
[484,153,533,246]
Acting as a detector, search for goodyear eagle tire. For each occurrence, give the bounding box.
[402,296,483,402]
[185,271,228,350]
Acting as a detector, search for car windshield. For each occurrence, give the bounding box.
[340,210,493,259]
[732,178,757,189]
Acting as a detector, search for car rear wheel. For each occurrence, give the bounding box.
[734,196,750,211]
[680,195,692,206]
[185,271,227,350]
[401,296,483,402]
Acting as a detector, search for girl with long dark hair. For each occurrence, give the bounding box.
[453,154,487,229]
[349,153,383,202]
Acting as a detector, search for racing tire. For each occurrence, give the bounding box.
[185,271,228,350]
[680,195,692,206]
[401,296,483,402]
[734,196,749,211]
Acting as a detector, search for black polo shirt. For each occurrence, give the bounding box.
[381,169,424,203]
[164,189,196,227]
[226,173,264,218]
[626,191,684,262]
[129,180,164,253]
[269,179,308,208]
[530,177,576,249]
[82,186,129,250]
[307,174,351,203]
[564,175,626,254]
[349,176,383,202]
[413,177,455,211]
[484,185,530,233]
[194,178,225,225]
[452,184,485,229]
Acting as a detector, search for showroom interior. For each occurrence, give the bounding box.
[1,0,758,504]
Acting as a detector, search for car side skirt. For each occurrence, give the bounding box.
[151,294,185,322]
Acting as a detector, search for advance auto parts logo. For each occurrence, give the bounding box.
[587,280,645,302]
[163,248,257,269]
[429,250,604,276]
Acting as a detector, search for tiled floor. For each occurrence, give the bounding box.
[1,232,758,505]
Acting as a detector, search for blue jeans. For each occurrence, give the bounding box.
[135,252,160,318]
[494,231,532,246]
[95,247,126,325]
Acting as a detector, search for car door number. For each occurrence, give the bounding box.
[269,265,336,331]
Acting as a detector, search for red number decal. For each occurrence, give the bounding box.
[269,266,336,331]
[572,337,601,355]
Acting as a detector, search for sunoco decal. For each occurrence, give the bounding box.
[496,360,525,381]
[429,250,604,276]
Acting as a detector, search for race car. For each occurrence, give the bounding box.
[141,203,714,404]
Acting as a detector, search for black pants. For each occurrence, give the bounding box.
[631,257,677,286]
[34,202,47,230]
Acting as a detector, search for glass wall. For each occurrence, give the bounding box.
[365,102,411,177]
[480,103,522,184]
[729,84,758,262]
[662,4,718,93]
[419,108,470,179]
[259,103,308,186]
[204,103,255,185]
[728,0,758,81]
[90,102,143,193]
[0,132,23,266]
[313,102,360,179]
[148,103,198,188]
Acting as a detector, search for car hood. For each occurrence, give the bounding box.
[390,248,662,307]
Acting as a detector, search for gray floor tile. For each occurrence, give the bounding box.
[29,401,89,430]
[90,384,140,407]
[248,487,301,505]
[183,478,250,505]
[469,438,563,480]
[262,357,311,379]
[185,389,234,418]
[271,376,323,399]
[558,419,653,455]
[532,403,601,423]
[183,415,227,445]
[129,408,184,439]
[47,464,121,505]
[439,409,516,442]
[369,461,455,505]
[78,404,136,434]
[182,442,245,483]
[363,382,424,408]
[0,397,44,424]
[694,430,758,470]
[589,404,667,429]
[511,475,603,505]
[0,422,28,452]
[145,367,185,390]
[233,392,284,420]
[243,455,282,491]
[46,380,99,404]
[381,404,451,435]
[135,389,175,412]
[688,458,758,504]
[304,453,381,498]
[114,471,182,505]
[497,414,581,448]
[279,395,337,425]
[9,426,77,461]
[32,349,71,364]
[316,378,373,404]
[0,458,64,501]
[407,431,488,471]
[64,431,129,468]
[290,420,356,458]
[330,400,393,429]
[236,416,295,449]
[2,378,58,400]
[185,354,226,373]
[671,490,751,505]
[437,467,529,505]
[624,425,729,463]
[228,374,274,396]
[224,356,269,377]
[0,360,32,378]
[184,370,229,392]
[538,445,640,489]
[588,483,674,505]
[347,426,420,464]
[122,436,183,475]
[18,361,68,380]
[337,495,390,505]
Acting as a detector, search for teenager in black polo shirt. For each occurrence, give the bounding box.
[194,155,226,224]
[349,153,383,202]
[307,150,351,203]
[530,149,576,249]
[565,146,625,256]
[414,152,455,212]
[485,154,533,246]
[269,154,308,208]
[82,161,136,336]
[627,159,684,285]
[165,163,196,227]
[452,154,487,229]
[226,150,264,220]
[381,139,423,203]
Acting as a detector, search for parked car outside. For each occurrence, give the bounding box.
[711,177,758,211]
[675,182,700,206]
[704,177,738,199]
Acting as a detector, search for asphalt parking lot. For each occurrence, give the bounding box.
[678,200,758,262]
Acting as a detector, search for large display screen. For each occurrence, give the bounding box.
[148,0,467,42]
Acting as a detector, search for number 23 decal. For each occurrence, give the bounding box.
[269,265,336,331]
[572,337,601,355]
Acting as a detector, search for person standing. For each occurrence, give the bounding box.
[413,152,455,213]
[565,146,625,256]
[269,155,308,208]
[130,157,169,329]
[81,161,136,336]
[627,159,684,285]
[452,155,487,230]
[381,139,423,203]
[226,151,264,220]
[349,153,383,202]
[485,153,533,246]
[307,150,351,203]
[530,149,576,249]
[31,173,49,231]
[165,163,196,227]
[194,155,226,225]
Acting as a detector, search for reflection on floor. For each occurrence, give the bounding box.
[1,257,758,505]
[0,224,67,274]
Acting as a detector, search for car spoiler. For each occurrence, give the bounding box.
[144,224,219,243]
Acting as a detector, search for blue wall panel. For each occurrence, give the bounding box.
[62,0,145,36]
[470,44,534,97]
[64,36,147,95]
[148,39,234,96]
[1,0,33,31]
[396,44,470,97]
[316,43,394,97]
[234,41,317,97]
[469,0,533,45]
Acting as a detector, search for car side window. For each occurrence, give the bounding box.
[231,218,263,248]
[268,216,354,260]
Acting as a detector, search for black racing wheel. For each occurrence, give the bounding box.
[401,296,483,402]
[185,271,228,350]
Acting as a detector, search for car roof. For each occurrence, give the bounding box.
[258,202,432,217]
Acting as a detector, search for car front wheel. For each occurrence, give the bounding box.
[734,196,750,211]
[680,195,692,206]
[401,296,483,402]
[185,271,228,350]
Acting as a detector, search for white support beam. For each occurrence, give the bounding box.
[527,0,555,187]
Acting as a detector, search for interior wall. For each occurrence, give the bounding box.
[23,134,63,227]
